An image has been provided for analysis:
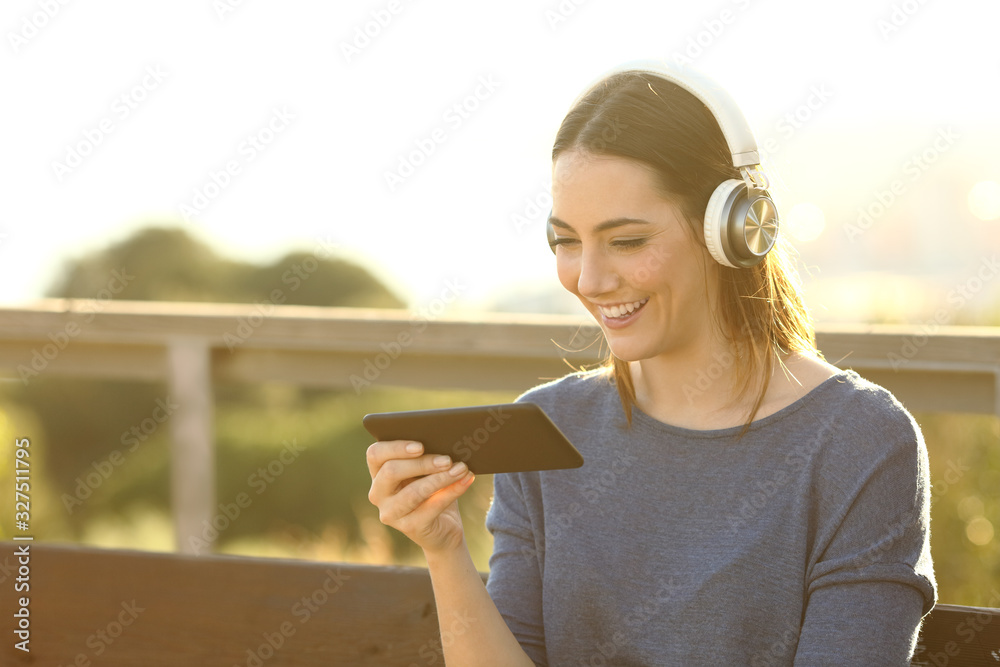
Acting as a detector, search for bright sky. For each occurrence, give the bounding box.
[2,0,999,318]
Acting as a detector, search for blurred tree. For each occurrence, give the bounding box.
[10,225,406,538]
[46,226,405,308]
[46,226,243,302]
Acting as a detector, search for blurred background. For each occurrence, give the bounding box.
[0,0,997,606]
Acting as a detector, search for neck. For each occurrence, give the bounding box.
[629,336,765,430]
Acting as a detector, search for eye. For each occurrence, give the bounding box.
[612,237,647,250]
[548,237,578,249]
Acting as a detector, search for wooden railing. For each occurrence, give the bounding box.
[1,299,999,554]
[2,301,999,665]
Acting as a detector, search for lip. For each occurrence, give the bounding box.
[597,299,647,330]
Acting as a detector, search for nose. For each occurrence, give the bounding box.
[575,243,620,299]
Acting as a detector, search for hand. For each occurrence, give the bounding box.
[366,440,477,555]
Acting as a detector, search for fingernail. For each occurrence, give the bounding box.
[449,462,467,476]
[434,455,451,467]
[462,473,475,486]
[406,442,422,454]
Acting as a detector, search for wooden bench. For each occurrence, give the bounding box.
[2,543,997,666]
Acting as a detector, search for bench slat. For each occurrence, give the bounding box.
[2,543,452,666]
[912,603,1000,666]
[3,543,998,665]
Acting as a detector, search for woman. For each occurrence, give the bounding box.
[366,60,936,665]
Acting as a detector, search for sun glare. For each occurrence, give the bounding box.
[968,180,1000,221]
[783,202,826,242]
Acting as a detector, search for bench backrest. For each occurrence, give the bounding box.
[2,543,997,666]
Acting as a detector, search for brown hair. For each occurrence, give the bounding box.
[552,70,819,434]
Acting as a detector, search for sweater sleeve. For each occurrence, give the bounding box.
[484,471,548,667]
[794,409,937,665]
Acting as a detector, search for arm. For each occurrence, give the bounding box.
[424,543,537,667]
[793,418,936,665]
[366,440,534,667]
[795,581,927,665]
[483,471,548,665]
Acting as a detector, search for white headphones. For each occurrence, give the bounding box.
[547,59,778,269]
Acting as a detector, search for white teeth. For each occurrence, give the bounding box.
[599,298,648,319]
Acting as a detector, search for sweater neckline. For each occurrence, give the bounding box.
[623,368,857,439]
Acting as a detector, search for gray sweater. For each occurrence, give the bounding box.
[484,368,937,666]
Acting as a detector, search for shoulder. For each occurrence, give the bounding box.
[783,364,926,483]
[753,352,925,480]
[514,366,615,407]
[829,370,919,440]
[512,367,623,444]
[773,353,918,437]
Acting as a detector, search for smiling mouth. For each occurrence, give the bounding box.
[597,298,649,319]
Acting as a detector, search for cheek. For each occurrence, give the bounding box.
[622,245,673,287]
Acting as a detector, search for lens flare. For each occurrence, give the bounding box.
[784,202,826,242]
[968,180,1000,221]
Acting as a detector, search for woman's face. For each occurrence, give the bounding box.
[550,149,721,362]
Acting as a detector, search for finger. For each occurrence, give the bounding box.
[406,472,476,526]
[366,439,424,480]
[380,462,471,524]
[368,453,456,505]
[397,472,477,540]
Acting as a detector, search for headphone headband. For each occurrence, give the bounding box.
[550,58,779,269]
[568,58,763,171]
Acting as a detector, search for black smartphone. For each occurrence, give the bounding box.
[362,402,584,474]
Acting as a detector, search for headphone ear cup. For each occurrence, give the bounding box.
[704,179,745,269]
[704,179,779,268]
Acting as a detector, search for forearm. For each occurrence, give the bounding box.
[424,543,536,667]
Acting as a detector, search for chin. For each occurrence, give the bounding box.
[602,336,657,363]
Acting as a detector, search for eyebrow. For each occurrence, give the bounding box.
[548,216,653,233]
